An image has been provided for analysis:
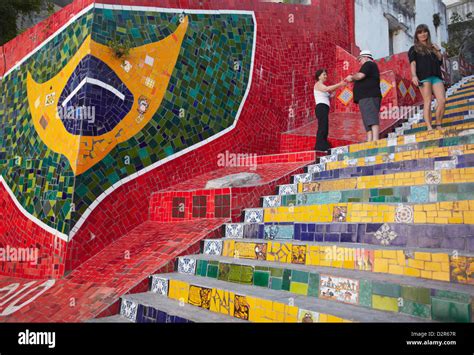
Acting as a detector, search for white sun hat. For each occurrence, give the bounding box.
[358,50,374,59]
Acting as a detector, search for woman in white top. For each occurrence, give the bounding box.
[314,69,347,151]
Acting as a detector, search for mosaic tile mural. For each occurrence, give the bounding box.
[0,7,255,236]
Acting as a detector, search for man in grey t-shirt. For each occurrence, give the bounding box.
[345,50,382,142]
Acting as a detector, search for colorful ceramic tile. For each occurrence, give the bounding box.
[298,309,320,323]
[188,285,212,310]
[279,184,298,195]
[177,257,196,275]
[395,204,414,223]
[203,239,223,255]
[225,223,244,239]
[333,206,347,222]
[150,276,168,296]
[319,275,359,305]
[244,209,264,223]
[234,294,250,320]
[263,195,281,208]
[374,223,397,246]
[264,224,293,240]
[120,298,138,322]
[291,245,307,264]
[450,256,473,285]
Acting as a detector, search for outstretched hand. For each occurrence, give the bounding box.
[344,75,354,83]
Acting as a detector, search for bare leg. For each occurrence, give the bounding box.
[372,124,380,141]
[419,82,434,130]
[367,130,373,142]
[432,82,446,129]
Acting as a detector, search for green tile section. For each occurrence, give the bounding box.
[401,286,431,305]
[193,257,473,322]
[307,273,319,297]
[289,282,308,295]
[431,298,471,323]
[400,299,431,319]
[372,282,401,298]
[359,280,373,308]
[253,271,270,287]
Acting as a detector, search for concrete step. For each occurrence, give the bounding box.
[293,167,474,196]
[306,152,474,182]
[223,221,474,253]
[119,292,246,323]
[182,253,474,322]
[317,131,474,167]
[316,143,474,173]
[261,198,474,225]
[205,238,473,285]
[265,181,474,207]
[334,120,474,159]
[157,272,433,322]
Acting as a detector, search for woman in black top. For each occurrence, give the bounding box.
[409,24,446,131]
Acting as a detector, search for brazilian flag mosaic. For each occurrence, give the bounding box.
[0,7,255,236]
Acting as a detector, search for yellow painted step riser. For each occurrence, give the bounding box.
[264,201,474,225]
[412,111,474,129]
[348,121,474,154]
[222,240,473,285]
[326,144,474,171]
[167,279,351,323]
[299,167,474,193]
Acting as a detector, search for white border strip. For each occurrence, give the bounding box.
[0,176,69,241]
[1,4,257,241]
[62,77,125,107]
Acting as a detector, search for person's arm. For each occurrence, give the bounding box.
[351,72,366,81]
[408,47,419,86]
[432,44,443,61]
[346,61,372,82]
[317,80,346,92]
[411,61,419,86]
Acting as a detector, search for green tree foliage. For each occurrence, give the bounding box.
[0,0,54,46]
[442,12,474,57]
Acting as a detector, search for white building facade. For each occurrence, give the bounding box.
[355,0,449,59]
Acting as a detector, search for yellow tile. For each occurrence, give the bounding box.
[388,264,404,275]
[222,240,235,257]
[327,315,344,323]
[414,212,427,223]
[407,259,424,270]
[168,279,189,302]
[343,260,355,269]
[425,262,442,272]
[441,262,450,272]
[414,252,432,261]
[372,295,398,312]
[432,272,450,282]
[285,305,299,317]
[382,250,397,259]
[319,314,328,323]
[374,250,383,258]
[463,211,474,224]
[373,259,389,273]
[395,251,405,266]
[404,267,421,277]
[432,253,449,263]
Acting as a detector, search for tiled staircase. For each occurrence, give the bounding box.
[93,75,474,323]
